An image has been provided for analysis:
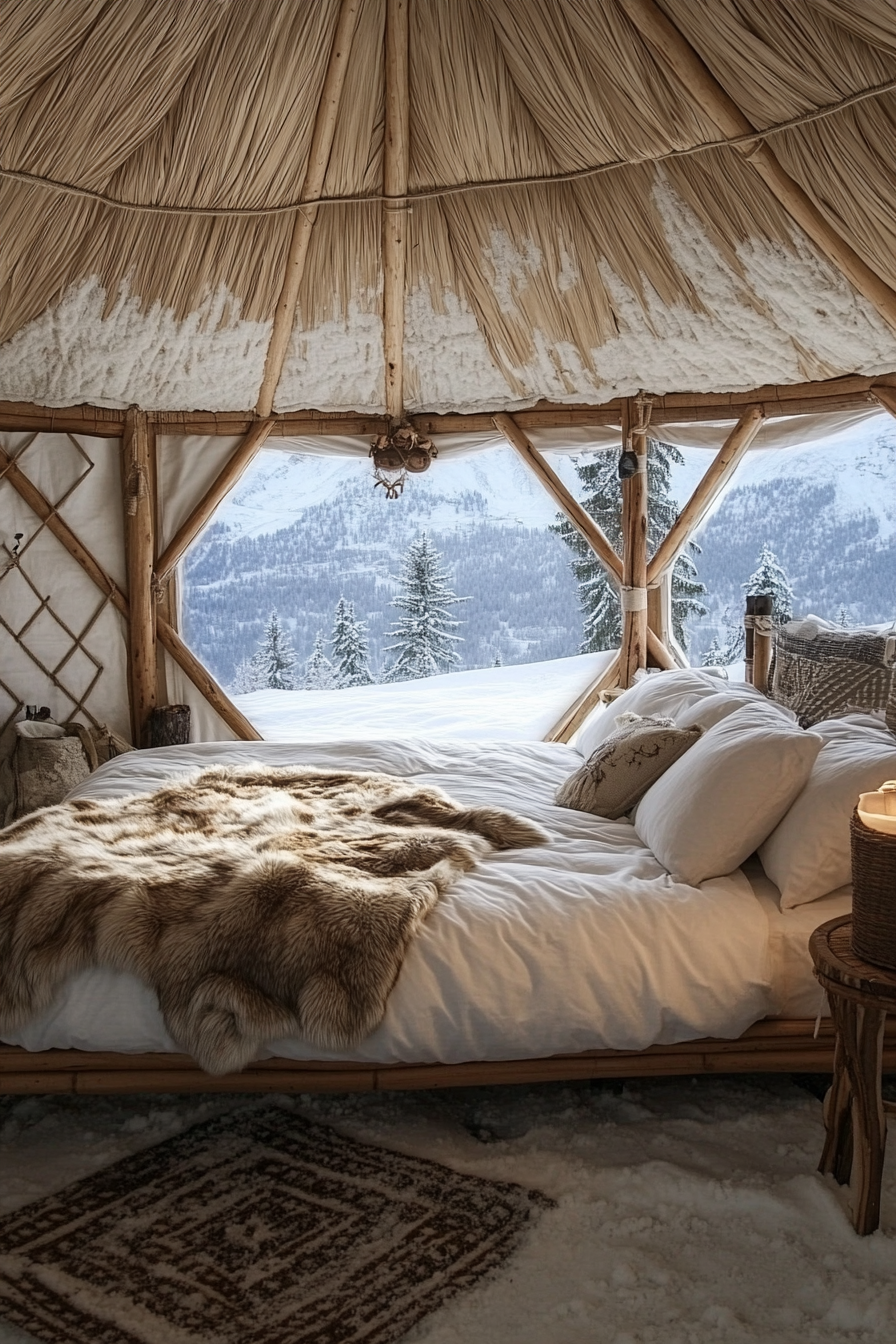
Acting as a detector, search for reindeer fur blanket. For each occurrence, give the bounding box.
[0,764,547,1074]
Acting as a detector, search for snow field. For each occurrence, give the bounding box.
[1,1075,893,1344]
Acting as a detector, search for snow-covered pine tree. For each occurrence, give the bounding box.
[250,609,297,690]
[304,632,335,689]
[743,543,794,624]
[331,597,374,687]
[382,533,469,681]
[553,439,706,652]
[701,635,726,667]
[231,656,261,694]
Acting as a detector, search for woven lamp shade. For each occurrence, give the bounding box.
[851,811,896,972]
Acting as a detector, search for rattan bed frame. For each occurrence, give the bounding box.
[4,1018,896,1094]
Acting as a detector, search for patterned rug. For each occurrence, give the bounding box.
[0,1104,552,1344]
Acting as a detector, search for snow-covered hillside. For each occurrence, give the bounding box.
[234,652,615,744]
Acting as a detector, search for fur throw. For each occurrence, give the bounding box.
[0,764,547,1074]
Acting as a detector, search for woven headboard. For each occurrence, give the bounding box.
[770,617,896,731]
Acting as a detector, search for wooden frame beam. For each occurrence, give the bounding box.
[255,0,360,417]
[382,0,410,421]
[0,442,260,742]
[1,371,893,439]
[617,0,896,335]
[647,406,765,584]
[872,383,896,421]
[4,1019,896,1094]
[544,652,621,743]
[155,417,276,585]
[121,409,156,745]
[493,412,623,581]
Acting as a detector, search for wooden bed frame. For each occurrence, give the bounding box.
[4,1018,896,1095]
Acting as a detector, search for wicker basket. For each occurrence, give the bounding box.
[851,810,896,972]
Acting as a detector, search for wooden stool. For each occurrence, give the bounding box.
[810,915,896,1234]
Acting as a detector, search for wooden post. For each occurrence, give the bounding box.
[493,412,623,582]
[255,0,361,416]
[647,408,765,585]
[647,571,683,668]
[619,399,649,686]
[383,0,409,421]
[752,593,774,694]
[617,0,896,336]
[155,418,276,585]
[121,409,156,745]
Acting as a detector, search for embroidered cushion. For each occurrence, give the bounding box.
[557,713,702,820]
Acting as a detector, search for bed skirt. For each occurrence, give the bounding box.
[4,1018,896,1095]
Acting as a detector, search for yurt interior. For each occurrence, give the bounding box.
[2,2,896,1341]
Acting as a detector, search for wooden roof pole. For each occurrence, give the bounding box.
[255,0,361,417]
[617,0,896,336]
[121,409,157,745]
[647,406,765,584]
[383,0,410,422]
[493,412,624,582]
[0,441,260,742]
[155,417,276,585]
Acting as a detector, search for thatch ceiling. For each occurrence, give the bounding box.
[2,0,896,414]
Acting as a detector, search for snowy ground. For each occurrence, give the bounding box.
[235,651,617,743]
[1,1076,894,1344]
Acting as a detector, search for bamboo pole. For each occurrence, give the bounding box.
[619,399,649,686]
[156,620,263,741]
[121,410,157,745]
[872,384,896,421]
[617,0,896,335]
[149,426,169,705]
[155,418,276,584]
[647,407,765,584]
[383,0,410,421]
[544,652,621,744]
[493,412,623,582]
[0,440,260,742]
[646,624,677,671]
[255,0,361,417]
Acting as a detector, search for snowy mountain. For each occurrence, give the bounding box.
[182,418,896,689]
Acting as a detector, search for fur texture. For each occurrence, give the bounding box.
[0,764,547,1074]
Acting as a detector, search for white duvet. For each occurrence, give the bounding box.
[2,739,779,1064]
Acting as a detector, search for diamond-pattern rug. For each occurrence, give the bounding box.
[0,1104,552,1344]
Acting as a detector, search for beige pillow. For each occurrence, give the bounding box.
[557,714,703,820]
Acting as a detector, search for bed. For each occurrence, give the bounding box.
[2,666,896,1095]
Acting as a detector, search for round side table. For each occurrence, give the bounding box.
[810,915,896,1235]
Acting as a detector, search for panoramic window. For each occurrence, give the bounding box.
[179,414,896,739]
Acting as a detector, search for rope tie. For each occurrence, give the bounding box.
[126,464,147,516]
[620,586,648,612]
[753,615,774,636]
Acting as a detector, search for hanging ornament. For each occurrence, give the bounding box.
[370,423,437,499]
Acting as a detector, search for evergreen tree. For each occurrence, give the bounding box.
[231,656,261,694]
[331,597,374,687]
[553,439,706,652]
[492,651,503,667]
[250,609,296,690]
[744,542,794,624]
[383,533,469,681]
[720,604,745,663]
[304,632,335,689]
[701,635,726,667]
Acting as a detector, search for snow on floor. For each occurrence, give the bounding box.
[1,1076,894,1344]
[235,651,616,743]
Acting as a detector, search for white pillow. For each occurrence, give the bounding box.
[674,688,793,733]
[633,702,822,886]
[576,669,751,760]
[759,716,896,910]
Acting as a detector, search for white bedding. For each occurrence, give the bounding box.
[1,739,832,1065]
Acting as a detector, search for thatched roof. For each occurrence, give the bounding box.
[2,0,896,414]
